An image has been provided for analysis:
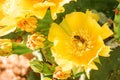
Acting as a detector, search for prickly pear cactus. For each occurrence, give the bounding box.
[114,3,120,41]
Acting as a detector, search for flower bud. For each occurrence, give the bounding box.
[26,32,46,50]
[0,39,12,56]
[17,17,38,32]
[53,67,71,79]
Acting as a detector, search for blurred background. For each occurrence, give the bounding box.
[0,54,33,80]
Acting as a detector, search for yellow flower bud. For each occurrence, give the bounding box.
[17,17,38,32]
[0,39,12,56]
[53,67,71,79]
[26,32,46,50]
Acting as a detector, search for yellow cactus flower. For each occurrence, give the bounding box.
[0,39,12,56]
[19,0,72,19]
[48,11,113,73]
[0,0,27,26]
[17,17,38,32]
[26,32,46,50]
[0,0,73,26]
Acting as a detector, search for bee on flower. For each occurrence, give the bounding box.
[0,39,12,56]
[48,10,113,77]
[17,17,38,32]
[26,32,46,50]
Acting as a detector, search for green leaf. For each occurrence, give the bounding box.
[27,70,40,80]
[76,0,118,17]
[73,72,84,79]
[42,62,55,76]
[12,42,32,55]
[114,3,120,41]
[36,11,53,36]
[1,28,24,39]
[55,0,118,23]
[40,40,55,64]
[90,47,120,80]
[30,60,43,73]
[30,60,55,76]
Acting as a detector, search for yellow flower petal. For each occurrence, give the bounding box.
[86,10,100,21]
[89,62,98,70]
[99,46,111,57]
[0,0,5,4]
[32,1,54,18]
[33,7,48,19]
[93,57,101,64]
[0,16,20,26]
[19,0,48,18]
[48,23,70,42]
[19,0,43,10]
[50,6,64,19]
[65,12,102,36]
[0,10,4,20]
[100,23,113,40]
[0,0,28,26]
[60,19,72,36]
[19,0,73,19]
[50,0,64,19]
[0,26,16,37]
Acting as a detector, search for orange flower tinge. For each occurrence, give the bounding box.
[17,17,38,32]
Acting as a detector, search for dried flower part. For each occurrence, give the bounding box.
[53,67,71,79]
[113,8,120,15]
[0,39,12,56]
[26,32,46,50]
[48,11,113,73]
[17,17,38,32]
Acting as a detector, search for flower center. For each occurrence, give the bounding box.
[71,35,92,56]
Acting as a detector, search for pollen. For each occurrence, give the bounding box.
[71,34,93,56]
